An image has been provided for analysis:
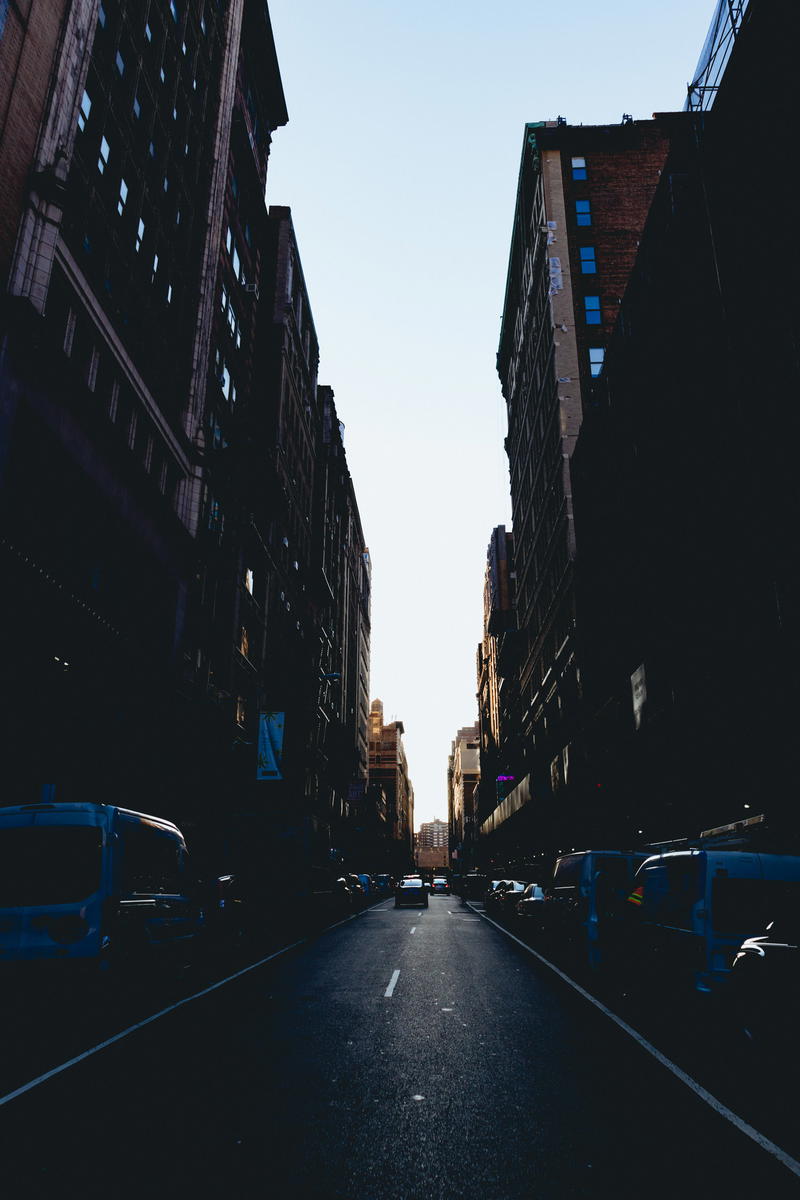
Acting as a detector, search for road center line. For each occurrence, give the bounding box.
[470,904,800,1181]
[384,969,401,997]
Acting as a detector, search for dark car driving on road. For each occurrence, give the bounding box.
[395,879,428,908]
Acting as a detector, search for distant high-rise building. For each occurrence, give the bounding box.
[447,724,480,871]
[418,818,448,850]
[368,699,414,872]
[476,526,516,828]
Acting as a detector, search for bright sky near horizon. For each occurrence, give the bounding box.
[265,1,718,829]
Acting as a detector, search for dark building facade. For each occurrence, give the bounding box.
[1,1,286,834]
[490,118,671,858]
[0,3,374,884]
[571,0,800,846]
[475,526,516,830]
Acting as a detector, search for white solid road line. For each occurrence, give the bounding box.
[0,901,388,1112]
[384,969,401,998]
[0,937,308,1111]
[410,927,416,934]
[471,904,800,1181]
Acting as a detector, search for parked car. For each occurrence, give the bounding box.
[430,877,450,896]
[0,802,204,979]
[629,849,800,994]
[516,883,547,930]
[543,850,652,969]
[726,911,800,1055]
[373,874,393,895]
[355,873,372,896]
[198,872,252,955]
[461,872,489,900]
[395,879,428,908]
[484,879,510,909]
[344,874,367,906]
[494,880,528,916]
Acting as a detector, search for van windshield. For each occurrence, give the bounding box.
[0,825,102,906]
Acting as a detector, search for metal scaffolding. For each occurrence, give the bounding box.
[685,0,750,111]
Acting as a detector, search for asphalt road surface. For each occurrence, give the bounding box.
[1,898,798,1199]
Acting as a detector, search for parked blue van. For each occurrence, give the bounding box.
[0,802,203,976]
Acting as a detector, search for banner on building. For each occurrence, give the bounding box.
[257,711,285,781]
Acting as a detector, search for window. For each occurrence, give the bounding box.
[97,135,110,174]
[166,283,173,304]
[136,218,145,251]
[132,95,141,118]
[98,3,106,28]
[588,347,605,377]
[239,627,249,658]
[115,50,125,75]
[145,21,152,41]
[575,199,592,226]
[207,495,223,531]
[0,826,102,907]
[571,156,587,180]
[245,568,254,595]
[170,1,179,22]
[120,822,183,895]
[584,295,601,325]
[235,697,246,727]
[78,90,92,132]
[127,410,138,450]
[579,246,597,274]
[144,435,154,472]
[151,252,159,281]
[117,179,128,216]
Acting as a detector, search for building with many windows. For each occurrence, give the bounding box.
[368,699,414,873]
[447,724,480,871]
[0,3,375,884]
[492,117,670,856]
[571,0,800,845]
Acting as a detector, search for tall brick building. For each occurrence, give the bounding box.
[368,699,414,873]
[491,118,671,857]
[447,723,480,870]
[571,0,800,845]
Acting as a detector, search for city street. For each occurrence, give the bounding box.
[1,898,798,1199]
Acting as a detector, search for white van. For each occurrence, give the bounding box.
[0,802,203,975]
[631,849,800,993]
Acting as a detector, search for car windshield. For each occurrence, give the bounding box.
[0,824,103,906]
[400,880,422,888]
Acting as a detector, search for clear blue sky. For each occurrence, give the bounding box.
[265,1,718,827]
